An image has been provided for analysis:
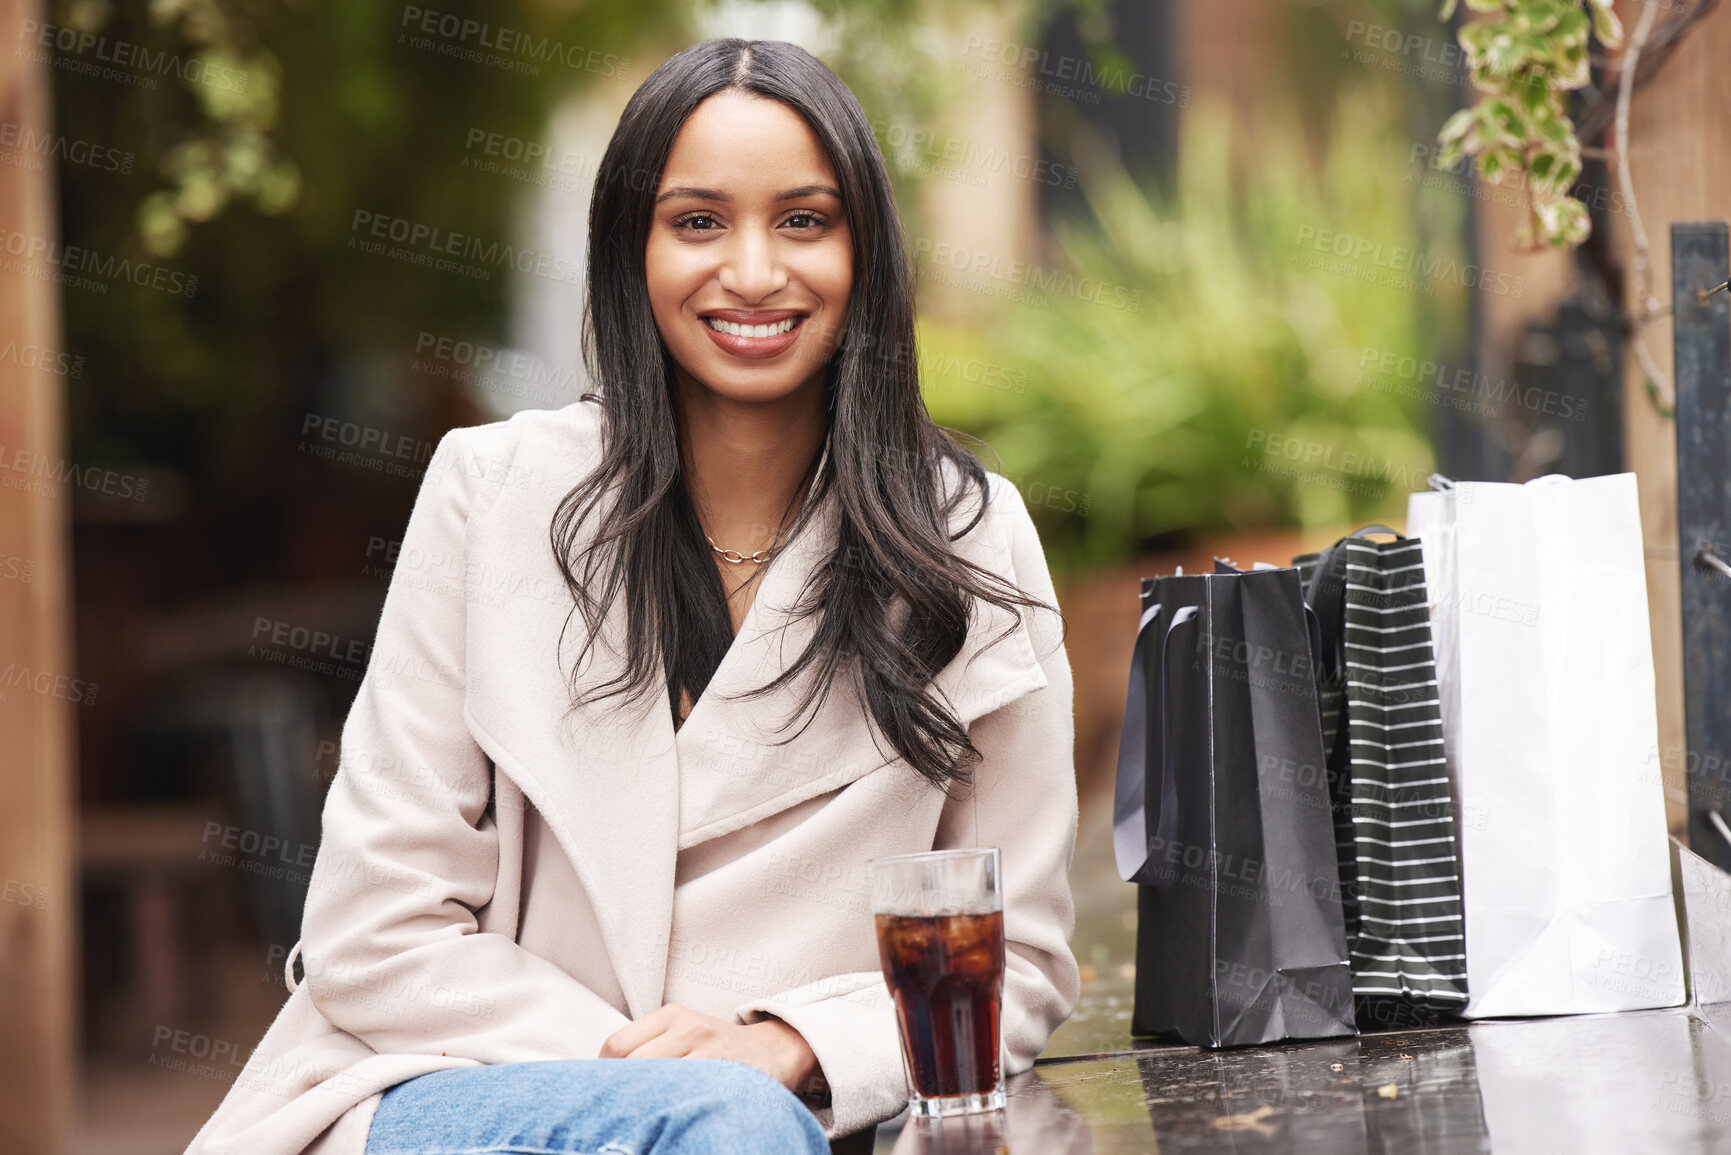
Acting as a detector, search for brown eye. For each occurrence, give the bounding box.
[673,213,718,231]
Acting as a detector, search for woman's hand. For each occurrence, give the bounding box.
[599,1003,822,1094]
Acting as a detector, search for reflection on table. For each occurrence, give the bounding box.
[883,999,1731,1153]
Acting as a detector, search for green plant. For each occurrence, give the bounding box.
[58,0,1083,258]
[1434,0,1623,249]
[49,0,1064,490]
[919,88,1450,577]
[50,0,302,257]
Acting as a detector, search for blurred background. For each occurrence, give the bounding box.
[0,0,1723,1149]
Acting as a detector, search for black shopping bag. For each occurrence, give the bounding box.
[1294,528,1468,1025]
[1113,565,1355,1047]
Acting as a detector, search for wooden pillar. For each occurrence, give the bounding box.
[1609,0,1731,836]
[0,0,77,1150]
[1673,222,1731,867]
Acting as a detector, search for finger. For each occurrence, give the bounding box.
[625,1029,699,1060]
[600,1005,680,1058]
[681,1041,784,1087]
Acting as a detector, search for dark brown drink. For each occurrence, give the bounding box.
[874,910,1005,1098]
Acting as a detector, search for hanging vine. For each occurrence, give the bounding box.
[1433,0,1623,250]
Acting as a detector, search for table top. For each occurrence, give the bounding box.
[877,981,1731,1154]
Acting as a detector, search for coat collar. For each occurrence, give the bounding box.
[463,413,1048,1019]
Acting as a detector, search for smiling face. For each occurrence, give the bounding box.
[645,90,853,410]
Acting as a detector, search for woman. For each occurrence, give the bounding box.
[186,37,1079,1155]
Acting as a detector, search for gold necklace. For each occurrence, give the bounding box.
[701,434,825,566]
[706,533,780,565]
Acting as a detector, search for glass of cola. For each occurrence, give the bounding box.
[867,847,1006,1117]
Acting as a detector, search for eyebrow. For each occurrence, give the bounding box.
[654,183,842,206]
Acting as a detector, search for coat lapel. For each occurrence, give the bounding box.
[464,423,1049,1021]
[463,441,683,1022]
[673,475,1051,850]
[672,483,874,849]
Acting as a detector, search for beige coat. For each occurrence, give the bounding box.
[183,400,1081,1155]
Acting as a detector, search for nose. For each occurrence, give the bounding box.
[716,220,788,302]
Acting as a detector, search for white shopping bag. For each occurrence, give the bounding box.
[1407,473,1684,1017]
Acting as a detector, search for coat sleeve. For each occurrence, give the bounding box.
[730,479,1082,1138]
[934,482,1083,1073]
[296,423,632,1063]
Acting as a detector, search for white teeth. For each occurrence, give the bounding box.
[704,316,799,338]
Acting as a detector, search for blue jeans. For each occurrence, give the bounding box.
[364,1058,832,1155]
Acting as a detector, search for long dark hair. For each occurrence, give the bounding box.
[551,37,1060,792]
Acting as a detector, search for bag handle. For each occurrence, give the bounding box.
[284,938,303,993]
[1113,603,1163,883]
[1113,601,1198,885]
[1303,525,1401,684]
[1152,606,1196,870]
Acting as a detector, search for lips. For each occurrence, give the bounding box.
[700,309,806,324]
[698,309,808,359]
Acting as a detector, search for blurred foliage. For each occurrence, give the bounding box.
[54,0,679,492]
[55,0,303,257]
[49,0,1080,506]
[920,86,1455,577]
[47,0,1460,585]
[1433,0,1622,249]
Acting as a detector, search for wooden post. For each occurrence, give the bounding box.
[0,0,77,1150]
[1672,221,1731,870]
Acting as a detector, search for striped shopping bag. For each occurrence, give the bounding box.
[1295,527,1468,1023]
